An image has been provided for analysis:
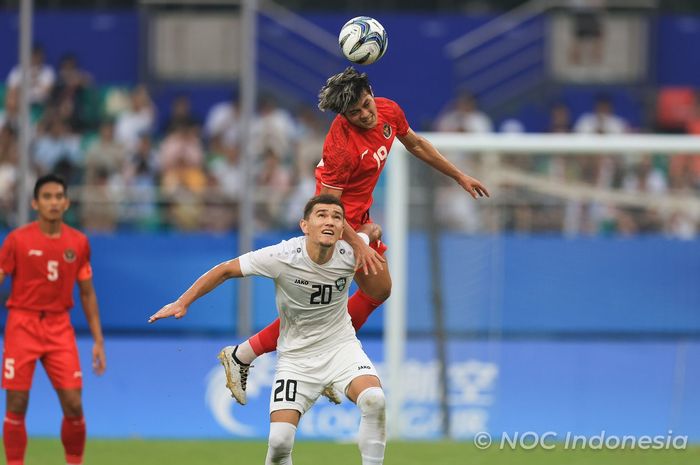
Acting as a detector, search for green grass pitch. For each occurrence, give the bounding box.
[24,439,699,464]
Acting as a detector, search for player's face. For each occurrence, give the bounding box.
[32,182,69,222]
[301,203,345,248]
[344,91,377,129]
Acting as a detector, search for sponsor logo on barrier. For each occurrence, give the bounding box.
[205,355,499,439]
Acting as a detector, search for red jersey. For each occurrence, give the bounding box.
[316,97,410,229]
[0,222,92,313]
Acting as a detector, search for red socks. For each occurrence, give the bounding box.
[3,413,85,465]
[249,289,385,356]
[3,411,27,465]
[61,416,86,465]
[249,318,281,356]
[348,290,384,331]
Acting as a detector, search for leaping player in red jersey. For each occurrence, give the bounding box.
[219,67,489,405]
[0,174,106,465]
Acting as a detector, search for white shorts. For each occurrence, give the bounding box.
[269,339,379,415]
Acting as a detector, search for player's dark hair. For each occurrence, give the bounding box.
[318,67,372,114]
[303,195,345,220]
[33,174,67,199]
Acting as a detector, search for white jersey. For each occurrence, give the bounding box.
[239,236,358,359]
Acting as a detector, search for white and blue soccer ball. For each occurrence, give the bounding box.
[338,16,388,65]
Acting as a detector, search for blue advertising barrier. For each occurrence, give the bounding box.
[9,336,699,441]
[1,233,699,335]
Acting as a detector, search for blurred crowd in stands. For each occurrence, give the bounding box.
[2,46,700,238]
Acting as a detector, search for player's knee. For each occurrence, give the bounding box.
[376,276,392,301]
[365,282,391,302]
[376,284,391,302]
[267,422,296,458]
[357,387,386,419]
[6,391,29,414]
[63,402,83,417]
[58,393,83,417]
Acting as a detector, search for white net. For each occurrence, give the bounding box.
[382,133,700,437]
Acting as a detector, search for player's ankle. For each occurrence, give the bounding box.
[233,341,257,365]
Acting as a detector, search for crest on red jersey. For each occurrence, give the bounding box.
[383,123,392,139]
[63,249,76,263]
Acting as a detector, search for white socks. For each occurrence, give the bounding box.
[234,340,257,365]
[265,422,296,465]
[264,388,386,465]
[356,387,386,465]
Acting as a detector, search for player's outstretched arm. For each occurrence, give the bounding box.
[78,278,106,375]
[318,186,385,275]
[148,258,244,323]
[397,128,490,199]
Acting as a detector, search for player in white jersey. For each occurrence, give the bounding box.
[149,195,387,465]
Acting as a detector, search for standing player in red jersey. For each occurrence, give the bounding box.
[0,174,106,465]
[219,67,489,405]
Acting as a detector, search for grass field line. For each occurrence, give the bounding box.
[22,438,700,465]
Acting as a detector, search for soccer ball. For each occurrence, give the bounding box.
[338,16,388,65]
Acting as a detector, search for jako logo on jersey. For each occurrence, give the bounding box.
[335,277,347,291]
[358,365,372,370]
[294,279,309,285]
[28,249,43,256]
[383,123,392,139]
[64,249,76,263]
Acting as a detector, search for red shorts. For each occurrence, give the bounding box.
[2,310,82,390]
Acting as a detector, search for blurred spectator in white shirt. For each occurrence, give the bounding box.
[499,118,525,134]
[205,93,239,150]
[435,92,493,133]
[573,94,627,134]
[256,148,292,227]
[158,122,205,172]
[0,125,21,223]
[0,88,21,132]
[209,146,242,201]
[84,119,127,186]
[32,117,81,176]
[80,167,119,233]
[6,45,55,106]
[252,95,297,160]
[115,85,155,151]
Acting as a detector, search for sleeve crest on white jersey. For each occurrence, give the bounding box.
[336,241,357,270]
